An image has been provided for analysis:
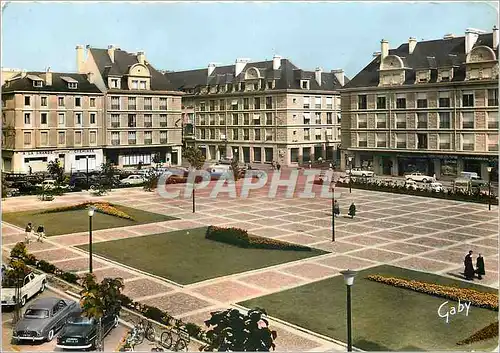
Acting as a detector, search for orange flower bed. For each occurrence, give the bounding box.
[366,275,498,311]
[457,321,498,345]
[41,201,134,221]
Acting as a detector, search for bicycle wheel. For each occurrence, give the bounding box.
[160,331,173,349]
[176,339,188,352]
[145,325,156,342]
[134,331,145,345]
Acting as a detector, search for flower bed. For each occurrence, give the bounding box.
[40,201,134,220]
[457,321,499,345]
[366,275,498,311]
[205,226,312,252]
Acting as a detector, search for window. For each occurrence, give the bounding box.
[232,129,239,140]
[24,96,31,106]
[253,147,262,162]
[160,114,167,127]
[111,97,120,110]
[488,112,498,129]
[75,97,81,107]
[254,97,261,109]
[231,100,238,110]
[488,134,498,151]
[199,101,207,112]
[40,132,48,146]
[439,92,450,107]
[265,113,273,125]
[75,112,82,125]
[58,131,65,145]
[89,131,97,145]
[33,80,42,87]
[327,112,333,124]
[315,112,321,124]
[326,97,333,109]
[111,132,120,145]
[358,132,367,147]
[111,114,120,128]
[68,82,78,89]
[254,129,261,141]
[267,81,274,89]
[209,128,215,139]
[74,131,82,145]
[396,94,406,109]
[160,131,168,143]
[40,112,47,125]
[41,96,47,107]
[441,70,450,82]
[417,112,428,128]
[209,100,216,111]
[439,134,451,150]
[243,129,250,140]
[131,80,139,89]
[265,129,273,141]
[417,133,427,149]
[253,114,261,125]
[110,78,119,88]
[376,114,387,128]
[462,112,474,129]
[462,134,474,151]
[358,95,367,110]
[144,97,152,110]
[488,89,498,106]
[243,98,249,110]
[208,114,215,125]
[301,80,310,89]
[127,131,136,144]
[265,97,273,109]
[90,97,96,108]
[416,93,427,108]
[357,114,367,128]
[376,96,386,109]
[462,92,474,107]
[90,113,96,125]
[128,97,136,110]
[144,131,152,144]
[144,114,152,127]
[326,128,333,139]
[315,128,322,140]
[396,113,406,128]
[240,82,246,91]
[219,114,225,125]
[396,134,406,148]
[58,97,65,107]
[290,148,299,162]
[128,114,136,127]
[24,113,31,125]
[315,96,321,108]
[232,114,238,125]
[303,112,311,125]
[139,81,146,90]
[439,112,451,128]
[303,96,311,109]
[24,132,31,145]
[58,113,65,125]
[376,133,387,147]
[220,99,226,110]
[303,128,310,141]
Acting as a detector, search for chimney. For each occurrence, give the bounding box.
[465,28,485,54]
[381,39,389,59]
[137,51,145,65]
[443,33,455,39]
[76,45,85,73]
[107,45,116,63]
[45,67,52,86]
[332,69,345,87]
[87,72,94,84]
[408,37,417,54]
[315,67,323,86]
[208,63,216,76]
[493,25,499,48]
[235,58,250,77]
[272,55,282,70]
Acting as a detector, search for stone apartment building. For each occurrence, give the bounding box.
[77,45,183,167]
[340,27,499,180]
[166,56,346,166]
[2,71,105,173]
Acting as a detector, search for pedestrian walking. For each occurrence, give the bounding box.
[333,200,340,217]
[36,225,46,243]
[329,162,333,171]
[475,253,485,280]
[464,250,475,280]
[271,161,276,170]
[29,165,33,175]
[276,163,281,171]
[25,222,33,244]
[308,160,312,169]
[348,202,356,219]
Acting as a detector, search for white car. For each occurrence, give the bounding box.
[120,175,146,185]
[430,182,444,192]
[35,179,69,190]
[405,179,418,190]
[405,172,434,183]
[2,270,47,307]
[346,168,375,177]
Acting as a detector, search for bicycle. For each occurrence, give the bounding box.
[149,342,165,352]
[160,327,189,351]
[133,318,156,344]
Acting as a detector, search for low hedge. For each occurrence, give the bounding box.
[457,321,499,345]
[205,226,312,252]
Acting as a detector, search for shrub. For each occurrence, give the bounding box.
[457,321,498,345]
[24,253,38,266]
[40,201,134,220]
[37,260,57,274]
[143,305,167,323]
[184,322,202,338]
[10,242,28,260]
[60,272,80,284]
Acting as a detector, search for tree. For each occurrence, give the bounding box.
[143,168,159,192]
[201,308,277,351]
[152,152,161,166]
[80,274,124,351]
[47,160,64,183]
[183,147,205,170]
[2,172,8,199]
[93,161,117,195]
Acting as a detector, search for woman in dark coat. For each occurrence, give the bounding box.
[464,250,475,280]
[476,254,485,280]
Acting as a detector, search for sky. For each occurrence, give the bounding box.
[1,1,498,78]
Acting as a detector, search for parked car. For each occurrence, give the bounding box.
[35,179,70,190]
[2,270,47,307]
[12,297,81,343]
[405,172,434,183]
[404,179,418,190]
[11,181,38,194]
[346,167,375,177]
[120,175,146,185]
[469,176,488,187]
[5,187,20,197]
[430,182,444,192]
[56,313,119,350]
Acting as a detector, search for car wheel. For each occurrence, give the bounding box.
[362,174,366,177]
[422,178,427,183]
[20,295,27,307]
[39,281,46,293]
[46,329,54,342]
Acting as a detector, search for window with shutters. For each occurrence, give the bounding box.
[439,92,450,107]
[439,112,451,129]
[75,131,82,145]
[303,96,310,109]
[358,95,367,109]
[416,93,427,108]
[488,134,498,151]
[376,133,387,147]
[358,132,367,147]
[396,134,406,148]
[417,112,428,128]
[40,132,48,146]
[439,134,451,150]
[376,114,387,128]
[357,114,367,128]
[376,96,386,109]
[461,134,474,151]
[462,92,474,107]
[24,132,31,145]
[488,112,498,129]
[462,112,474,129]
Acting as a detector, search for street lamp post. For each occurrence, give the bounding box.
[340,269,357,352]
[331,183,336,242]
[192,186,196,213]
[348,156,353,193]
[487,166,492,211]
[88,207,95,273]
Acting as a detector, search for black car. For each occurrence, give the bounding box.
[56,314,119,350]
[11,181,38,194]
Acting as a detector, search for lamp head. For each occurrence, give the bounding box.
[88,206,95,217]
[348,157,353,162]
[487,166,493,173]
[340,269,358,286]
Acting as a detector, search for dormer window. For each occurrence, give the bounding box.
[68,82,78,89]
[140,81,146,90]
[61,76,79,89]
[131,80,139,89]
[33,80,43,88]
[110,78,120,89]
[301,80,310,89]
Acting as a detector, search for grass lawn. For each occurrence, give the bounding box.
[2,205,176,236]
[239,265,499,351]
[77,227,327,284]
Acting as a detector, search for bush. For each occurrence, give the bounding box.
[184,322,203,338]
[37,260,57,274]
[10,242,28,259]
[143,305,167,324]
[60,272,80,284]
[457,321,498,345]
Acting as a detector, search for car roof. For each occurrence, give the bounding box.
[29,297,64,309]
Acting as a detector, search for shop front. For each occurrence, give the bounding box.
[106,146,180,168]
[397,155,434,176]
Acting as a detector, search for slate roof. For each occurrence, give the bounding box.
[166,58,348,92]
[89,48,177,91]
[2,72,102,93]
[345,32,495,89]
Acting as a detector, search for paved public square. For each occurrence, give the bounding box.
[2,184,498,351]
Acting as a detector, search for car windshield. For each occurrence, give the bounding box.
[24,309,49,319]
[67,316,94,325]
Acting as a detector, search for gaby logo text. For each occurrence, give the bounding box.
[438,300,471,324]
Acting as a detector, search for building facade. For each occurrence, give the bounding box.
[341,27,499,180]
[166,56,346,166]
[77,45,183,167]
[2,71,105,173]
